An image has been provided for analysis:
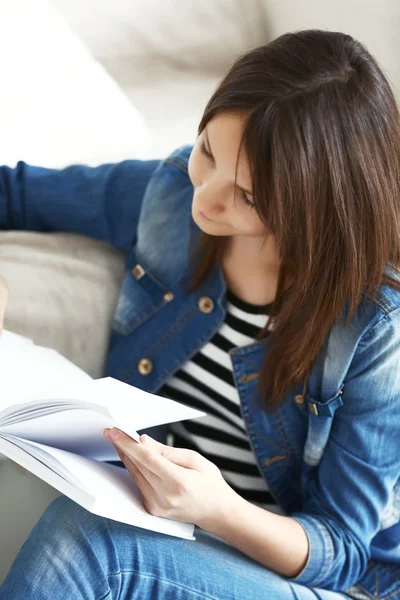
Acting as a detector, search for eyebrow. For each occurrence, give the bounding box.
[205,127,254,197]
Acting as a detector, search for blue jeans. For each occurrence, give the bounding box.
[0,496,349,599]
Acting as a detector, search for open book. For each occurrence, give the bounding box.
[0,330,206,540]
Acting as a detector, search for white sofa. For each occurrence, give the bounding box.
[0,0,399,584]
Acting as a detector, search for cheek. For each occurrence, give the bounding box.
[238,212,267,235]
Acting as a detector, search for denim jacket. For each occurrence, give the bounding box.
[1,144,400,598]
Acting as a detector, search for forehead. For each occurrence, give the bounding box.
[207,112,252,186]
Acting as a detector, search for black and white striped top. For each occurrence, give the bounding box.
[158,288,286,514]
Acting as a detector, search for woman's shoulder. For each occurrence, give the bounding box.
[354,265,400,346]
[363,263,400,321]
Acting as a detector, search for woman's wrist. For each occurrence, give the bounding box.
[196,487,246,536]
[196,490,309,578]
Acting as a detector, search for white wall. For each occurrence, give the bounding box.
[261,0,400,99]
[52,0,400,100]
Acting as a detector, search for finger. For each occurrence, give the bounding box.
[141,435,205,471]
[114,445,157,503]
[110,429,182,480]
[116,442,161,482]
[115,444,156,482]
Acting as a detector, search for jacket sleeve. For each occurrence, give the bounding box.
[290,307,400,591]
[0,158,161,254]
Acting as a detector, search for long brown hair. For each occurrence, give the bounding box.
[186,29,400,411]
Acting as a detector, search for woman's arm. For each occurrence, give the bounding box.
[104,427,308,577]
[0,158,161,254]
[200,492,309,578]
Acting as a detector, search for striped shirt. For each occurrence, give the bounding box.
[158,288,285,514]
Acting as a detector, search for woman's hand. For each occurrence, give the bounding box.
[103,428,239,531]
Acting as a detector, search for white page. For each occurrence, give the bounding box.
[0,329,34,348]
[0,377,205,458]
[0,433,90,491]
[0,343,92,410]
[40,442,195,539]
[76,377,206,431]
[0,402,77,426]
[0,434,195,540]
[0,434,92,509]
[0,407,137,460]
[0,381,206,461]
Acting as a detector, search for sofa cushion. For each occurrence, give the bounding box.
[52,0,269,74]
[0,231,125,378]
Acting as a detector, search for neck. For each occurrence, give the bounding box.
[224,235,280,274]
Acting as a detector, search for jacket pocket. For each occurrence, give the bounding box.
[112,247,172,336]
[302,385,344,465]
[300,386,344,493]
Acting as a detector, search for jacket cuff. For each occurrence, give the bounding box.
[289,514,334,586]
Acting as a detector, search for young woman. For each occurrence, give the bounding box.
[0,29,399,600]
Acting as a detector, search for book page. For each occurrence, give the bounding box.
[0,377,205,458]
[37,442,195,539]
[76,377,206,432]
[0,329,34,348]
[0,433,89,491]
[0,342,92,410]
[0,408,132,461]
[0,434,92,509]
[0,434,195,539]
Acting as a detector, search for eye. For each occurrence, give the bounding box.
[200,140,255,209]
[240,190,255,209]
[200,140,212,159]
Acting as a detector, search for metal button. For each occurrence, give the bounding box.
[294,394,304,406]
[138,358,153,376]
[198,296,214,313]
[163,291,174,302]
[132,264,145,280]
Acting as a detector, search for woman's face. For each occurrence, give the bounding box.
[0,276,8,332]
[188,112,266,238]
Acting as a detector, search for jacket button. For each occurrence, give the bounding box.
[198,296,214,313]
[132,264,145,280]
[163,291,174,302]
[138,358,153,375]
[294,394,304,406]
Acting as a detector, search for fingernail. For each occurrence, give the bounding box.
[107,428,120,442]
[141,434,154,444]
[103,428,111,439]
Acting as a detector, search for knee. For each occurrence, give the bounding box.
[1,497,114,598]
[39,495,93,533]
[32,496,106,558]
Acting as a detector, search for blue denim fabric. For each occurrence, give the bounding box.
[1,145,400,597]
[0,496,348,600]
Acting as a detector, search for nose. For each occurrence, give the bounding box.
[196,182,225,216]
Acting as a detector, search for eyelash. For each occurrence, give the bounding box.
[199,141,255,209]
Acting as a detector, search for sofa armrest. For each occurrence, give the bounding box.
[0,230,125,378]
